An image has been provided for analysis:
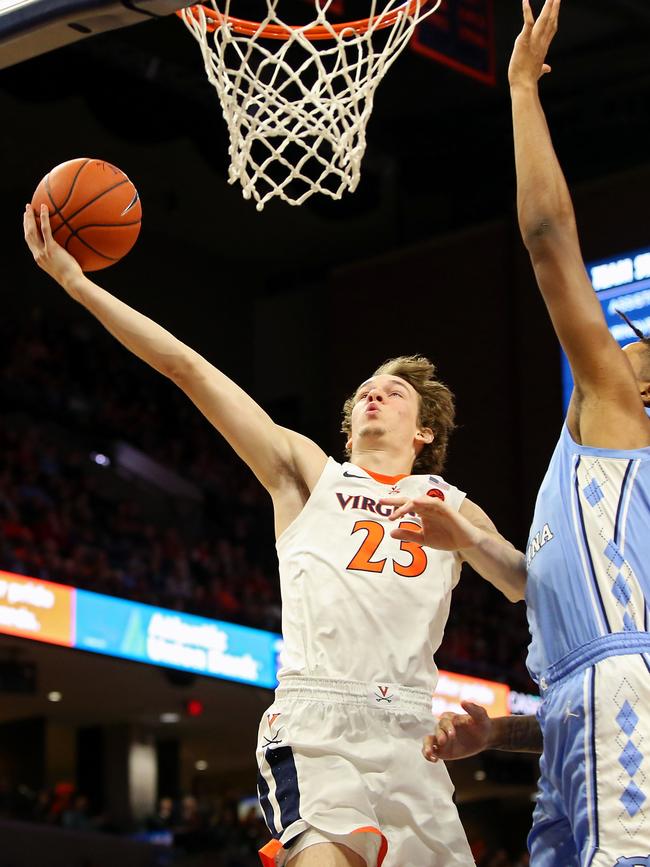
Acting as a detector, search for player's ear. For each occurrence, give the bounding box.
[415,427,434,444]
[640,380,650,407]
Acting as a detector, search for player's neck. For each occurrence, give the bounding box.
[350,445,414,477]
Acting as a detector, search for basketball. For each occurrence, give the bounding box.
[31,158,142,272]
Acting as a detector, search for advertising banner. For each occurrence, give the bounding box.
[0,570,74,647]
[75,589,280,689]
[0,571,529,709]
[433,668,510,717]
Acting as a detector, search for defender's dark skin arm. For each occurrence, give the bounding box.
[509,0,650,449]
[423,702,542,763]
[488,714,543,753]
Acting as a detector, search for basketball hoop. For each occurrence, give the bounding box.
[179,0,441,210]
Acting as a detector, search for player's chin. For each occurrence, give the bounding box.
[358,422,387,438]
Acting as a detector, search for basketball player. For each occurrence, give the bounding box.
[410,1,650,864]
[419,318,650,770]
[23,202,525,866]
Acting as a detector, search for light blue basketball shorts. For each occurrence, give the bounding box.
[529,634,650,867]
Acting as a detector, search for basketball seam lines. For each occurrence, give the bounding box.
[45,158,90,218]
[43,162,139,264]
[64,232,119,263]
[68,220,141,227]
[62,221,141,264]
[48,176,133,240]
[50,178,129,235]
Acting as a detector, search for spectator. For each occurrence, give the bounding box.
[61,793,93,831]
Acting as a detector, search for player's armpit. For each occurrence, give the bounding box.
[281,427,329,494]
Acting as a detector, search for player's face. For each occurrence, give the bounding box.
[623,341,650,406]
[348,374,429,450]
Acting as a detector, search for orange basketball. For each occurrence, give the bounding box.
[31,158,142,272]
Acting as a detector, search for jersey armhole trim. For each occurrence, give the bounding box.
[275,457,338,548]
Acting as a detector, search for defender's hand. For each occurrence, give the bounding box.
[508,0,560,88]
[24,203,83,290]
[423,702,492,763]
[380,494,483,552]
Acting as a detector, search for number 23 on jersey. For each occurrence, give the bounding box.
[347,520,427,578]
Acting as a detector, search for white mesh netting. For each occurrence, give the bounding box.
[182,0,441,210]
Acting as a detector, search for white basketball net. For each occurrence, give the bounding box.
[181,0,441,210]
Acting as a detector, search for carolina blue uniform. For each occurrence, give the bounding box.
[525,409,650,867]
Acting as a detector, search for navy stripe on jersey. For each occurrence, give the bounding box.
[574,457,611,632]
[586,665,599,866]
[642,652,650,678]
[257,767,278,837]
[614,461,633,546]
[266,746,301,831]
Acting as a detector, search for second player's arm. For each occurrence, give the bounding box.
[458,499,526,603]
[383,495,526,602]
[24,204,326,497]
[491,714,543,753]
[423,703,542,763]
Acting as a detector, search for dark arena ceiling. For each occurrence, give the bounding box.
[2,0,650,273]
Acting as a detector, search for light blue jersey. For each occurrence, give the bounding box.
[525,408,650,867]
[526,410,650,685]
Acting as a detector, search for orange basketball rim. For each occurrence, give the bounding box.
[176,0,442,209]
[178,0,437,41]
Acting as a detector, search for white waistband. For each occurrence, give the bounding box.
[275,675,433,714]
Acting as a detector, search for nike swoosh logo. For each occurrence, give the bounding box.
[343,471,366,479]
[120,191,140,215]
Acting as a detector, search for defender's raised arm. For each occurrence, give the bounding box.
[509,0,649,448]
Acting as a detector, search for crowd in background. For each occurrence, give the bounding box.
[0,779,531,867]
[0,780,269,865]
[0,311,534,691]
[0,422,280,633]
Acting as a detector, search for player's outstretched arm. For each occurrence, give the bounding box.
[23,204,326,497]
[423,703,542,763]
[509,0,649,448]
[380,495,526,602]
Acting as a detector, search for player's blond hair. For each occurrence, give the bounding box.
[341,355,456,475]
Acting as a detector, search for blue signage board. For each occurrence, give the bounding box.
[75,590,282,689]
[561,246,650,411]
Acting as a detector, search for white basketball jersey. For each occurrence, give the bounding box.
[276,458,466,692]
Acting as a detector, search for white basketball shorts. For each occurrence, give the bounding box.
[256,676,475,867]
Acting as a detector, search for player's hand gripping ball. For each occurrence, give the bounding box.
[31,158,142,272]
